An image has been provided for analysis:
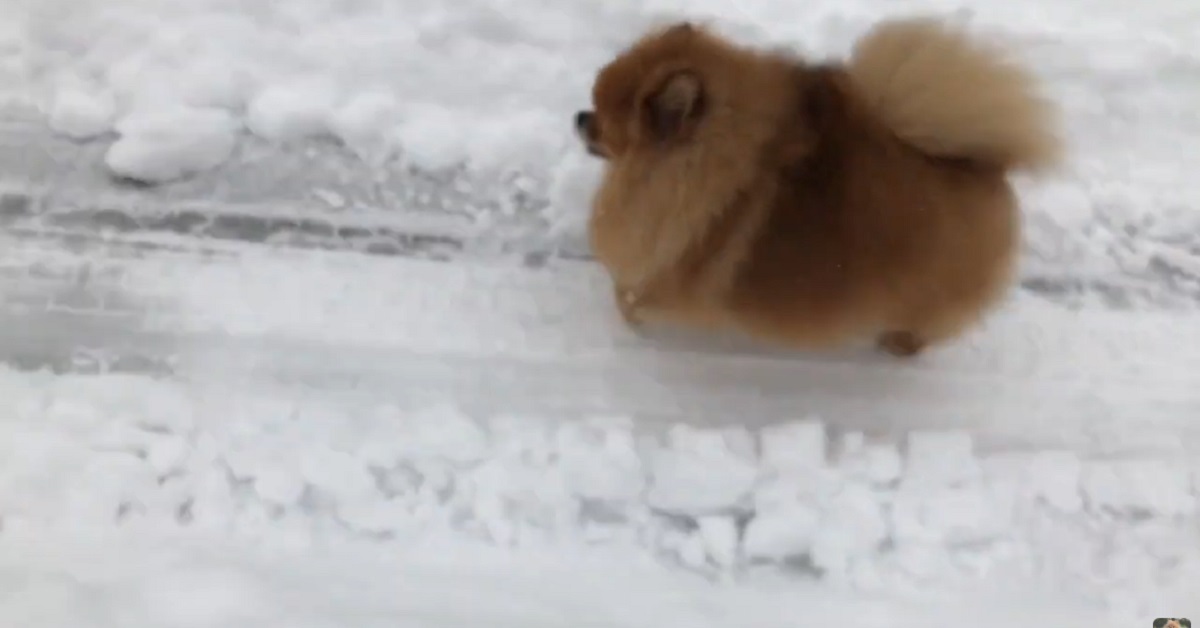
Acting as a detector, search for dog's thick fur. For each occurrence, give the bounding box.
[574,17,1062,357]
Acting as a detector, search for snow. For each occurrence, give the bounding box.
[1,0,1194,301]
[1,0,1198,624]
[0,230,1198,622]
[105,106,240,183]
[243,79,341,145]
[46,79,116,140]
[14,0,1199,213]
[646,426,759,514]
[0,364,1196,626]
[759,420,827,470]
[2,534,1132,628]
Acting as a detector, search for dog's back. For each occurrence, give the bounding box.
[725,19,1062,355]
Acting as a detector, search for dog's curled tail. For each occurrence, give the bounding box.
[847,17,1062,173]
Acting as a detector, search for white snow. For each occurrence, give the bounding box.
[2,532,1135,628]
[10,0,1198,252]
[1081,459,1196,517]
[46,79,116,140]
[759,420,827,471]
[243,79,340,145]
[106,106,239,183]
[905,431,980,487]
[647,426,759,515]
[0,230,1197,623]
[3,0,1192,303]
[1,0,1199,624]
[556,416,646,503]
[0,358,1195,625]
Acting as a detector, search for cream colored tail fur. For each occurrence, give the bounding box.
[847,17,1062,172]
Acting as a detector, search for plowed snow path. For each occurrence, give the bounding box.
[4,236,1199,450]
[1,236,1197,624]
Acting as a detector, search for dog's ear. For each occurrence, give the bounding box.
[663,22,696,37]
[643,71,705,141]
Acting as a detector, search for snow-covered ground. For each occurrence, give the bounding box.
[1,0,1198,625]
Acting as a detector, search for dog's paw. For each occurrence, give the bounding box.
[876,330,926,358]
[614,287,646,328]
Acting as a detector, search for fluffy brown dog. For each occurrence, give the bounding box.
[574,17,1062,357]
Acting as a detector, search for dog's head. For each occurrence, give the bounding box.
[1155,619,1191,628]
[574,22,713,161]
[574,22,832,171]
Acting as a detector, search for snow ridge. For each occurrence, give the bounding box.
[1,369,1195,618]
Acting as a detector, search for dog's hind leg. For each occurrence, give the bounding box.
[876,330,927,357]
[876,297,995,358]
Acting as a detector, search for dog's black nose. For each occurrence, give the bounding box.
[575,111,593,131]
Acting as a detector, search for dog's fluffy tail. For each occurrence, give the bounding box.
[847,17,1062,173]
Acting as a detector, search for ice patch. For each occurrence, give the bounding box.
[105,106,239,183]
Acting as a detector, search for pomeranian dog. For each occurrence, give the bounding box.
[574,17,1061,357]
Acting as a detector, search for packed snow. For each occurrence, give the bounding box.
[2,0,1199,625]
